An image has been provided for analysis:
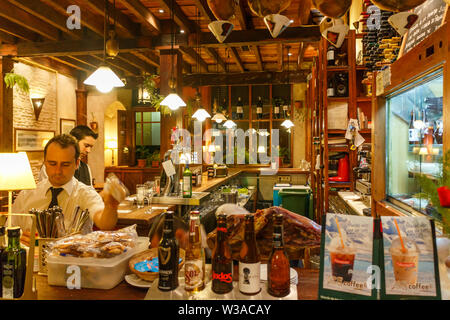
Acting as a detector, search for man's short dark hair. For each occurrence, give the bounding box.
[70,125,98,141]
[44,134,80,161]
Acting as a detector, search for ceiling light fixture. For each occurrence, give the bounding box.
[223,120,236,128]
[160,0,186,111]
[84,0,124,93]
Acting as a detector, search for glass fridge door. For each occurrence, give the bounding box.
[386,69,444,220]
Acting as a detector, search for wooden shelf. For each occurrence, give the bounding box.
[357,96,372,102]
[356,65,367,71]
[327,66,349,72]
[328,145,349,152]
[329,182,352,188]
[359,129,372,134]
[328,97,349,102]
[328,129,346,134]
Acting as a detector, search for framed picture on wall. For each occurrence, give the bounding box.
[60,118,76,135]
[14,129,55,152]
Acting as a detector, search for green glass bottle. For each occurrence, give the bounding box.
[183,164,192,198]
[1,227,27,299]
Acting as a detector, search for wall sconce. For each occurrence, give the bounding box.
[31,97,45,121]
[106,139,118,166]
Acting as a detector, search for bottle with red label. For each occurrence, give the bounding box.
[212,214,233,294]
[184,211,205,292]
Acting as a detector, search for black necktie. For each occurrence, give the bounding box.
[48,187,64,209]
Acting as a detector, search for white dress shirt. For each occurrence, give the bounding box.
[12,177,104,235]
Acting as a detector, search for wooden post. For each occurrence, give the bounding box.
[159,49,183,159]
[0,57,13,152]
[76,74,87,126]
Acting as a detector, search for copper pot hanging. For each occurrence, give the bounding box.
[370,0,427,12]
[312,0,352,18]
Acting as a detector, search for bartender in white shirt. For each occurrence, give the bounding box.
[12,134,120,240]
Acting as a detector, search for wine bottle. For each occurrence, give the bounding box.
[327,45,336,66]
[268,214,290,297]
[239,214,261,295]
[1,227,26,299]
[327,77,335,97]
[158,212,179,291]
[408,110,419,144]
[256,96,263,120]
[185,211,205,293]
[212,214,233,294]
[182,164,192,198]
[273,99,281,119]
[236,97,244,120]
[282,105,289,119]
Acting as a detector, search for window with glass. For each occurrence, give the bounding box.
[135,110,161,156]
[386,69,444,221]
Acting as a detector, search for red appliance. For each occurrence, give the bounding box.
[329,154,350,182]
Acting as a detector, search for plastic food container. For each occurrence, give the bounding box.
[47,237,149,290]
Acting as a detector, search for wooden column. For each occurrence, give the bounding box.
[76,75,87,126]
[159,49,184,158]
[0,57,13,152]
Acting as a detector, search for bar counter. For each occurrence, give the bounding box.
[35,268,319,300]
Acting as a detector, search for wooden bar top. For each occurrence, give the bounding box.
[35,268,319,300]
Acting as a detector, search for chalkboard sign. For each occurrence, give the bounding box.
[403,0,447,54]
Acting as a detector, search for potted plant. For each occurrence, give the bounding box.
[4,70,30,93]
[141,75,171,116]
[136,146,151,168]
[149,150,161,168]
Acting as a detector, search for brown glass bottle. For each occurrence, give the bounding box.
[158,211,179,291]
[212,214,233,294]
[239,214,261,295]
[267,214,290,297]
[185,211,205,292]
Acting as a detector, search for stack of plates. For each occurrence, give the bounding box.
[260,264,298,286]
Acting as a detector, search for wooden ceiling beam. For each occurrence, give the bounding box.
[156,0,196,34]
[131,51,160,68]
[204,47,227,73]
[229,47,244,73]
[178,47,208,73]
[7,0,83,40]
[0,17,37,42]
[0,30,16,44]
[251,45,263,72]
[183,71,308,87]
[191,0,215,22]
[117,0,160,34]
[117,52,155,74]
[178,26,321,48]
[78,0,139,37]
[50,56,94,73]
[91,55,140,76]
[17,57,81,79]
[7,37,152,57]
[0,1,60,40]
[70,54,125,78]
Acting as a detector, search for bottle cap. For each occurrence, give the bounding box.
[7,226,21,238]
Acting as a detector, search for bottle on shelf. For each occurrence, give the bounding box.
[327,44,336,66]
[158,211,179,291]
[434,120,443,144]
[182,164,192,198]
[282,104,290,119]
[236,97,244,120]
[273,99,281,119]
[212,214,233,294]
[267,213,290,297]
[185,211,205,293]
[239,214,261,295]
[256,96,263,120]
[327,77,335,97]
[1,227,26,299]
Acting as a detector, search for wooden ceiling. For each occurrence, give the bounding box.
[0,0,322,84]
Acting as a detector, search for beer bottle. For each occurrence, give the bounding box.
[185,211,205,292]
[182,164,192,198]
[256,96,263,120]
[1,227,26,299]
[212,214,233,294]
[0,227,6,297]
[239,214,261,295]
[158,211,179,291]
[267,214,290,297]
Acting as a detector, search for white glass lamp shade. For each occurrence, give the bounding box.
[161,93,186,110]
[84,66,125,93]
[223,120,236,128]
[192,108,211,122]
[106,140,118,149]
[208,144,216,152]
[0,152,36,191]
[211,113,227,123]
[281,119,295,129]
[257,145,266,153]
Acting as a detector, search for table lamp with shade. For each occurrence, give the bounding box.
[106,139,118,166]
[0,152,36,228]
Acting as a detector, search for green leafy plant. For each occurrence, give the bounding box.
[415,150,450,234]
[148,150,160,162]
[4,71,30,94]
[136,145,152,160]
